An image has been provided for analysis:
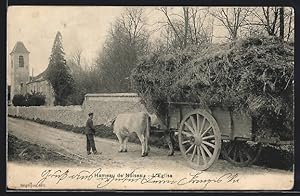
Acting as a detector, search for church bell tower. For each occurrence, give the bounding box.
[10,41,30,100]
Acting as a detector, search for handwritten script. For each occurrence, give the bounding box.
[28,167,241,189]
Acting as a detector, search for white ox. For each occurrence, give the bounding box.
[112,112,150,157]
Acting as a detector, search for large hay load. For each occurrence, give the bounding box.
[131,36,294,140]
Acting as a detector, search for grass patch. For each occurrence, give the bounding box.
[8,134,78,165]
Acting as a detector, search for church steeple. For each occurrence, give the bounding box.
[10,41,30,102]
[10,41,30,54]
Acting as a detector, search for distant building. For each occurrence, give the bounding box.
[26,68,55,106]
[10,41,55,106]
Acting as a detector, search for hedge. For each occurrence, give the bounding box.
[12,92,46,106]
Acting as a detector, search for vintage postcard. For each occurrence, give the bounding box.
[7,6,294,190]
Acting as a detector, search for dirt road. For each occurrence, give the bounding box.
[7,117,294,190]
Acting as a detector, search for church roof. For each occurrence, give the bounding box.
[27,68,48,84]
[10,41,30,55]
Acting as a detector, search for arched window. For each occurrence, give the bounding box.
[19,56,24,67]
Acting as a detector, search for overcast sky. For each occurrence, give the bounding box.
[7,6,228,85]
[7,6,127,85]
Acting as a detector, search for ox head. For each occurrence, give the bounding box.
[149,114,167,130]
[104,117,116,128]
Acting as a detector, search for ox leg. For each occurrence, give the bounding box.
[137,133,146,157]
[123,137,129,152]
[164,131,174,156]
[144,135,149,156]
[116,133,124,152]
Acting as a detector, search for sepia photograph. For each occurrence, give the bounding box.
[6,6,294,190]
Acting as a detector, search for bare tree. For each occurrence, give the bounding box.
[158,7,182,48]
[210,7,254,40]
[96,7,149,93]
[183,7,189,48]
[279,7,284,40]
[71,48,82,67]
[116,8,148,49]
[189,7,213,44]
[157,7,213,49]
[252,7,294,42]
[253,7,280,36]
[67,47,84,75]
[285,7,294,42]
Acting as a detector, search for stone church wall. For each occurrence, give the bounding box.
[8,93,147,127]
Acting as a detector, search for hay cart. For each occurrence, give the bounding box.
[158,101,292,171]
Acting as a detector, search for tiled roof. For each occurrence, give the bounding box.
[10,41,30,54]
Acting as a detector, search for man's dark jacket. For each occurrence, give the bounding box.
[85,118,95,135]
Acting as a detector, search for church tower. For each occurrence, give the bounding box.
[10,41,30,100]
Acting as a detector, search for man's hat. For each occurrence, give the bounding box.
[88,112,93,116]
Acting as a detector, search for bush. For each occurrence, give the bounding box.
[12,94,26,106]
[131,36,294,140]
[12,92,46,106]
[25,91,46,106]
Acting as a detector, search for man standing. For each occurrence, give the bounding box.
[85,112,100,155]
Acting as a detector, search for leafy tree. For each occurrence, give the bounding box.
[46,31,75,105]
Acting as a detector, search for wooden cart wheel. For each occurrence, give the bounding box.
[221,140,262,167]
[178,109,221,171]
